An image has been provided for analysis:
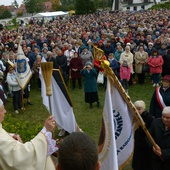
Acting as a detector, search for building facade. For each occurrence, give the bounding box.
[112,0,168,11]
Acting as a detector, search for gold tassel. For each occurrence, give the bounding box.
[40,62,53,96]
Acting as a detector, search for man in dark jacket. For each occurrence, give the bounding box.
[147,106,170,170]
[55,49,67,85]
[27,47,36,70]
[149,75,170,118]
[104,40,115,58]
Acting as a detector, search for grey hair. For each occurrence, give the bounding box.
[162,107,170,115]
[134,100,146,111]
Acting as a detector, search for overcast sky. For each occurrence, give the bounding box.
[0,0,23,6]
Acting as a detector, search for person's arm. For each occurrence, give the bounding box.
[112,60,118,70]
[127,66,131,81]
[119,53,124,65]
[129,54,133,64]
[0,60,6,71]
[161,147,170,160]
[77,58,83,71]
[60,56,67,70]
[6,73,19,87]
[158,56,164,66]
[91,68,97,76]
[41,115,58,156]
[134,53,139,64]
[0,116,57,170]
[153,144,162,157]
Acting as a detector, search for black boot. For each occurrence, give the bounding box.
[90,103,93,109]
[97,101,100,108]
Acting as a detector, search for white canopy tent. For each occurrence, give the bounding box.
[31,11,69,18]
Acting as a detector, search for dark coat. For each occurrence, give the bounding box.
[72,46,82,57]
[149,86,170,118]
[132,111,154,170]
[27,51,36,69]
[46,57,55,68]
[104,45,115,58]
[147,119,170,170]
[108,59,118,76]
[55,55,67,71]
[69,57,83,79]
[162,52,170,77]
[80,68,98,92]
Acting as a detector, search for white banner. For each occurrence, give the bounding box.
[39,58,78,133]
[99,78,135,170]
[16,45,32,89]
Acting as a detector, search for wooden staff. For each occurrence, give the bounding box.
[101,59,157,148]
[40,62,53,114]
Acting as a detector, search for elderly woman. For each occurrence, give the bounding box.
[80,62,99,109]
[134,45,149,84]
[80,46,94,66]
[0,99,57,170]
[132,100,154,170]
[46,51,55,67]
[119,45,134,85]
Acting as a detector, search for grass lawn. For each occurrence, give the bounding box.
[3,75,155,170]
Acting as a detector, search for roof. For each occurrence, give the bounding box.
[31,11,69,18]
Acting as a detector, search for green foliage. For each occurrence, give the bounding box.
[3,114,42,141]
[0,7,12,19]
[55,5,75,11]
[94,0,113,9]
[17,11,23,17]
[74,0,97,15]
[149,2,170,10]
[60,0,75,6]
[8,17,19,26]
[23,0,45,14]
[12,0,19,9]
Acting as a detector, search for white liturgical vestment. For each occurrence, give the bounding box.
[0,123,56,170]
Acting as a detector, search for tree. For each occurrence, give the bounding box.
[75,0,96,15]
[51,0,60,11]
[12,0,19,9]
[0,6,12,19]
[60,0,74,5]
[153,0,157,5]
[23,0,45,14]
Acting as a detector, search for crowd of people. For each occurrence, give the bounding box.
[0,10,169,108]
[0,8,170,170]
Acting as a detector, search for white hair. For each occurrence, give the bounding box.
[162,107,170,115]
[134,100,146,111]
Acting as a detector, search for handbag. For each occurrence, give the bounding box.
[142,63,149,73]
[97,72,104,84]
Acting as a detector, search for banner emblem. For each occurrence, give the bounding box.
[17,59,26,73]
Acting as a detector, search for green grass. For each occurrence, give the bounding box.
[3,75,155,170]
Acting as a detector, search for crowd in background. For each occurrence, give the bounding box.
[0,8,170,170]
[0,9,169,108]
